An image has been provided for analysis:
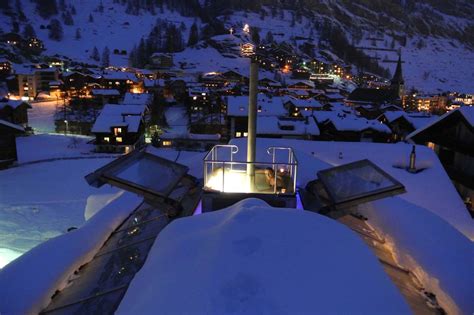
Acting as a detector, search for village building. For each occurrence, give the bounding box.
[101,71,141,94]
[91,104,146,153]
[17,67,59,100]
[256,116,320,140]
[377,111,438,141]
[150,53,174,69]
[316,111,391,142]
[0,119,25,168]
[226,94,287,138]
[407,106,474,213]
[0,98,31,126]
[90,89,121,105]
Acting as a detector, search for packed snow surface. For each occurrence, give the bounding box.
[0,135,117,267]
[117,198,410,315]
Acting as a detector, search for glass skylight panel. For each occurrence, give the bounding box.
[317,159,405,207]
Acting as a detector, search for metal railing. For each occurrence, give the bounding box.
[203,145,298,195]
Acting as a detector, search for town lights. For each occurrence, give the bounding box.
[243,24,250,33]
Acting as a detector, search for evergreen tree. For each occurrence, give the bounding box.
[251,27,260,44]
[101,46,110,67]
[58,0,65,11]
[265,31,274,44]
[71,5,76,15]
[88,13,94,23]
[187,22,199,46]
[35,0,58,19]
[63,10,74,25]
[49,18,63,41]
[15,0,26,21]
[98,1,104,13]
[91,46,100,61]
[75,28,81,40]
[23,23,36,38]
[11,19,20,33]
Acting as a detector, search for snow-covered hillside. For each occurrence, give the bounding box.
[1,0,473,92]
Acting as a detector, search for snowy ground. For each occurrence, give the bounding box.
[0,135,117,268]
[28,100,60,134]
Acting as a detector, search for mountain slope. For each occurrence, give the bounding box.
[0,0,473,93]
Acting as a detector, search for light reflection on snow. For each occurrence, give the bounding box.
[0,248,22,269]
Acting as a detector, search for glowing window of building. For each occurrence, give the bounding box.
[162,140,172,146]
[243,132,248,137]
[114,127,122,135]
[235,132,242,138]
[427,142,436,150]
[104,137,110,143]
[116,137,123,143]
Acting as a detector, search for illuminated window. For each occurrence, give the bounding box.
[104,137,110,143]
[114,127,122,135]
[427,142,436,150]
[235,132,242,138]
[162,140,172,146]
[243,132,248,137]
[116,137,123,143]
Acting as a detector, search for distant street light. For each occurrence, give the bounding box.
[64,120,68,135]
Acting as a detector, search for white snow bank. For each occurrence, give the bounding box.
[16,134,97,163]
[84,190,125,220]
[230,138,474,241]
[361,197,474,315]
[117,198,410,315]
[0,192,142,315]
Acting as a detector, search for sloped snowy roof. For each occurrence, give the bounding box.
[283,96,323,108]
[0,99,30,109]
[122,92,151,105]
[91,104,145,133]
[326,115,391,133]
[0,192,142,315]
[117,199,410,314]
[226,94,287,117]
[257,116,320,136]
[407,106,474,139]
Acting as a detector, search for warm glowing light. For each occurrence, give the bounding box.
[205,169,251,193]
[243,24,250,33]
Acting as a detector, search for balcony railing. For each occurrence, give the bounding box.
[203,145,298,195]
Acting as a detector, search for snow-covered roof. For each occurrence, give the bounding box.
[226,94,287,117]
[257,116,320,136]
[90,89,120,96]
[407,106,474,139]
[322,112,392,133]
[0,192,142,315]
[0,119,25,132]
[91,104,145,133]
[117,198,410,314]
[102,71,138,82]
[283,96,323,108]
[122,92,151,105]
[0,99,30,109]
[143,78,165,87]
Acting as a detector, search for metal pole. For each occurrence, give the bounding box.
[247,59,258,180]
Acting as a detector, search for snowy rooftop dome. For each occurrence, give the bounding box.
[117,198,410,314]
